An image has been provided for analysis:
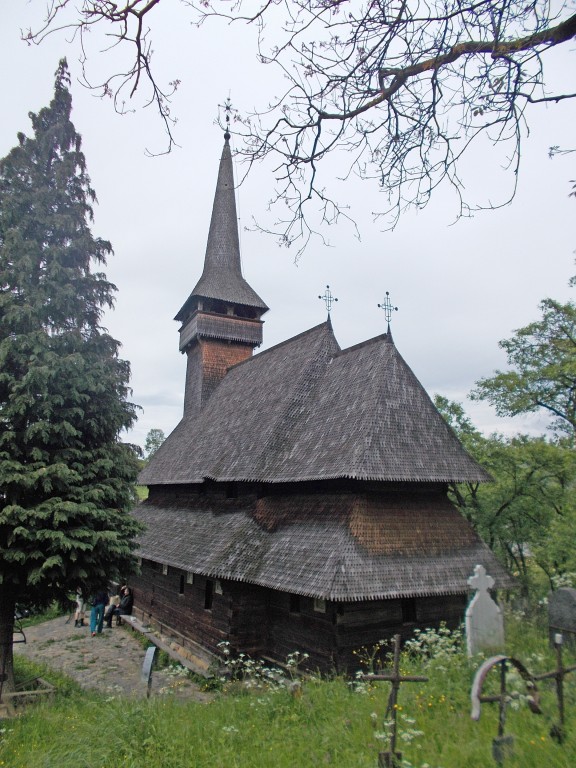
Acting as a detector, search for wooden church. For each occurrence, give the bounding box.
[132,132,512,672]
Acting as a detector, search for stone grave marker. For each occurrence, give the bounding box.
[465,564,505,657]
[548,587,576,647]
[141,645,158,698]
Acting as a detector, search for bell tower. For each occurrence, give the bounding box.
[175,130,268,416]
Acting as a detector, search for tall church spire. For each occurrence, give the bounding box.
[175,132,268,416]
[175,134,268,327]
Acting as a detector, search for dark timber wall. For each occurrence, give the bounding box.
[332,594,467,672]
[131,561,231,653]
[131,560,270,657]
[132,560,467,673]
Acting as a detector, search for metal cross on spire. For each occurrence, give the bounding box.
[318,285,338,314]
[378,291,398,330]
[221,95,232,140]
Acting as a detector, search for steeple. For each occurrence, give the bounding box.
[176,133,268,416]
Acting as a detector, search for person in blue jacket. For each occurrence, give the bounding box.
[90,589,109,636]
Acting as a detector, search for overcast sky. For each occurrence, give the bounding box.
[2,5,575,449]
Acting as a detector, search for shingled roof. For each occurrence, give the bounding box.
[133,489,513,600]
[139,321,490,486]
[175,136,268,322]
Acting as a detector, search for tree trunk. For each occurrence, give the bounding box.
[0,587,17,695]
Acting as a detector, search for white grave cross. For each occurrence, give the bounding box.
[465,564,505,657]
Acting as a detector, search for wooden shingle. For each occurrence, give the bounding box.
[140,323,489,486]
[134,489,513,600]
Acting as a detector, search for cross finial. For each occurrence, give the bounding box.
[221,95,232,140]
[378,291,398,327]
[318,285,338,314]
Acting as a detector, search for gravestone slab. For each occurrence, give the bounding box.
[548,587,576,646]
[141,645,158,698]
[465,564,505,656]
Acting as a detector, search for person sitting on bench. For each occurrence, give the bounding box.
[103,591,120,624]
[105,586,133,627]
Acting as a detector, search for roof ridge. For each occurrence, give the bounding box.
[351,341,394,475]
[336,332,391,357]
[219,320,338,376]
[253,324,340,470]
[259,320,338,358]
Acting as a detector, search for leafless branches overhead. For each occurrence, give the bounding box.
[23,1,576,253]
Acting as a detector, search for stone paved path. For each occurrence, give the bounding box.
[14,615,212,701]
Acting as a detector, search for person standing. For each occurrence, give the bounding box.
[73,587,85,627]
[89,588,109,636]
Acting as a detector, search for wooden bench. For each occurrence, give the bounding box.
[122,615,215,678]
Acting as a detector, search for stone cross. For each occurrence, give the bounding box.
[465,564,504,656]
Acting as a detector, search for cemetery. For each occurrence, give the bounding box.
[3,582,575,767]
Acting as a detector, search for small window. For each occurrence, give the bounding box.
[289,594,301,614]
[136,556,142,567]
[313,598,326,613]
[161,563,168,576]
[179,575,185,595]
[215,580,223,595]
[186,572,195,585]
[205,579,214,610]
[401,598,417,624]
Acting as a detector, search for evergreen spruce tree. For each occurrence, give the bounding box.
[0,61,142,691]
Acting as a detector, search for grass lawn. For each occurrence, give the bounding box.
[1,610,574,768]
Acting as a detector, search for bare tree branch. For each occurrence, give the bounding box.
[23,1,180,154]
[22,1,576,253]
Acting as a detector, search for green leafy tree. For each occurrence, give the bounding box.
[0,60,143,691]
[435,397,576,593]
[471,298,576,438]
[144,428,165,460]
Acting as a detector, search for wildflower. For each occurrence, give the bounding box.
[401,715,416,725]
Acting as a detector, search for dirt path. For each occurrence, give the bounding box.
[14,615,212,701]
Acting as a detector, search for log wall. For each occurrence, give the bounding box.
[267,592,337,672]
[131,561,271,657]
[133,561,467,673]
[332,594,467,672]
